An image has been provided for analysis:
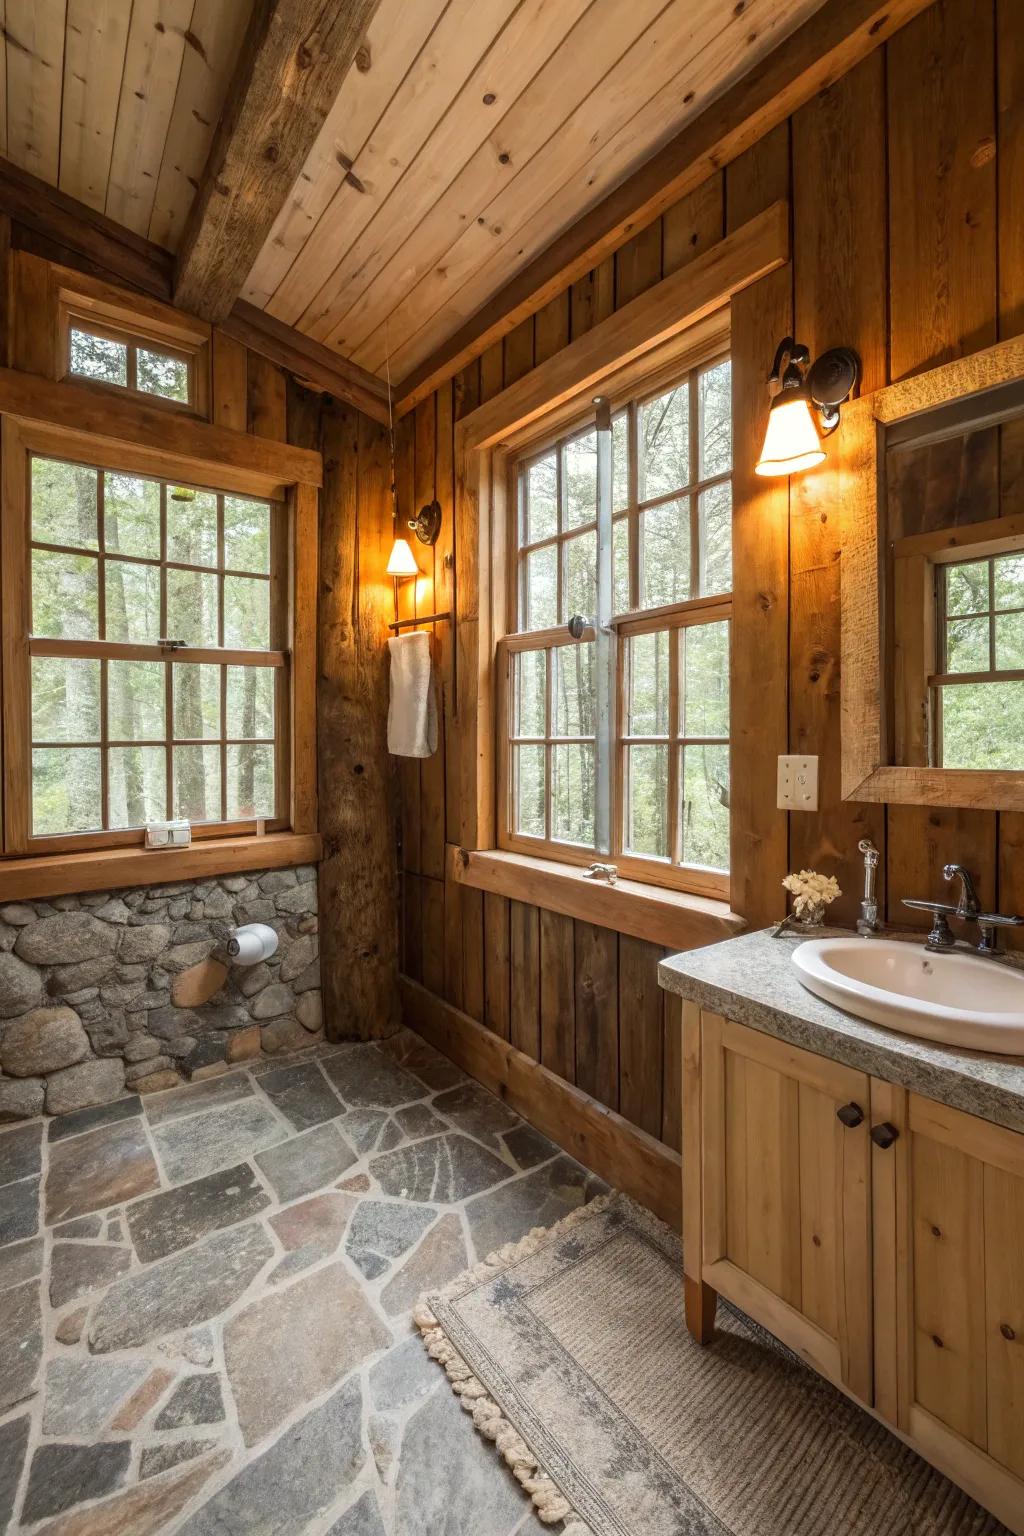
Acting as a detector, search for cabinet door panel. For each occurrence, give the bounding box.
[701,1014,872,1397]
[896,1092,1024,1526]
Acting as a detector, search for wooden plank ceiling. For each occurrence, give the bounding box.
[0,0,826,383]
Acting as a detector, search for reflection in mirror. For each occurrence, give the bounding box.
[886,379,1024,774]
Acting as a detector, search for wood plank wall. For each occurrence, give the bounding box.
[1,217,399,1044]
[380,0,1023,1152]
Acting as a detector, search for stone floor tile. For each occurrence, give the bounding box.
[42,1358,150,1435]
[254,1121,356,1202]
[255,1060,343,1130]
[55,1307,88,1345]
[0,1175,39,1245]
[502,1123,560,1171]
[394,1102,446,1140]
[155,1372,225,1429]
[433,1081,522,1144]
[340,1108,390,1154]
[371,1133,510,1204]
[176,1375,365,1535]
[24,1451,230,1536]
[325,1488,387,1536]
[0,1233,43,1291]
[381,1213,468,1317]
[88,1220,274,1353]
[465,1153,605,1259]
[144,1071,253,1126]
[322,1043,426,1109]
[224,1262,391,1446]
[21,1440,131,1524]
[126,1162,271,1263]
[50,1240,131,1308]
[151,1099,284,1185]
[48,1094,141,1143]
[0,1277,41,1412]
[269,1189,355,1255]
[140,1438,220,1479]
[370,1335,442,1412]
[377,1029,468,1092]
[45,1119,160,1225]
[53,1213,103,1239]
[346,1199,435,1280]
[110,1366,175,1430]
[0,1415,29,1532]
[0,1120,43,1183]
[395,1382,525,1536]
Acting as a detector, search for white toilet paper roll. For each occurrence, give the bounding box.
[226,922,278,966]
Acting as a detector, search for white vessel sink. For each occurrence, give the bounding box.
[791,936,1024,1054]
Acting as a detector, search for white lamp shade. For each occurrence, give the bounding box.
[386,536,419,577]
[755,394,825,477]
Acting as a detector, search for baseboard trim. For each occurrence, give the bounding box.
[400,975,681,1230]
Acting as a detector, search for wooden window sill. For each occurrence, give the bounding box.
[448,844,745,951]
[0,831,321,902]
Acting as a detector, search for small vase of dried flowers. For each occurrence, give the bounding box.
[782,869,842,928]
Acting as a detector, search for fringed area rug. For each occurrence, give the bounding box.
[414,1192,1008,1536]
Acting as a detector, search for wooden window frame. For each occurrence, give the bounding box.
[498,349,733,901]
[446,201,787,919]
[52,264,212,419]
[0,376,321,898]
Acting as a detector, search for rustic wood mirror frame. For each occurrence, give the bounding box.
[841,334,1024,810]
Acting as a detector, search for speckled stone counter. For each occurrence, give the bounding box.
[659,927,1024,1135]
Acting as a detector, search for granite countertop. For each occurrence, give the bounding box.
[658,926,1024,1135]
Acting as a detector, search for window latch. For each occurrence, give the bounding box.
[567,614,614,638]
[158,637,186,650]
[583,862,618,885]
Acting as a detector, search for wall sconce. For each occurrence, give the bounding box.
[755,338,860,477]
[386,536,420,578]
[408,499,442,546]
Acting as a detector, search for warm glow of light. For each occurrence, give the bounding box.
[386,536,419,577]
[755,394,825,477]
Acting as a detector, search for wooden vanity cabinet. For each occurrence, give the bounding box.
[684,1007,1024,1535]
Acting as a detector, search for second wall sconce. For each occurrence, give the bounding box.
[755,337,860,477]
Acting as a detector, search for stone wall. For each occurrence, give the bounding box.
[0,866,321,1121]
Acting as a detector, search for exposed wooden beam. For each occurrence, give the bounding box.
[394,0,937,414]
[174,0,384,324]
[0,153,390,422]
[223,302,390,425]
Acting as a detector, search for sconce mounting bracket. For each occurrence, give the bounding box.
[807,347,860,431]
[409,499,442,546]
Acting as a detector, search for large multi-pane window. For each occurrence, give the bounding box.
[23,454,284,845]
[501,355,732,896]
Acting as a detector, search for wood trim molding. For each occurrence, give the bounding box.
[450,845,744,950]
[174,0,385,323]
[0,832,321,902]
[401,974,682,1229]
[841,333,1024,809]
[0,366,322,494]
[221,302,390,425]
[393,0,935,413]
[451,207,785,850]
[404,201,787,421]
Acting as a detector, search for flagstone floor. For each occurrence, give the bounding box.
[0,1029,606,1535]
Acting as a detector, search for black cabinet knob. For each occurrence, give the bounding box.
[836,1102,865,1128]
[870,1121,900,1149]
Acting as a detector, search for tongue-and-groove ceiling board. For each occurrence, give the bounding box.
[0,0,824,382]
[243,0,825,381]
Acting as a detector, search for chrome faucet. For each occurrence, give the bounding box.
[903,863,1024,956]
[856,839,881,935]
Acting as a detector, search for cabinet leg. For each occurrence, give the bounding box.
[684,1274,717,1344]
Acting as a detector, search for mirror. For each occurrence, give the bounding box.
[841,337,1024,809]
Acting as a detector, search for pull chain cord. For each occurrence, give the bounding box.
[385,321,399,621]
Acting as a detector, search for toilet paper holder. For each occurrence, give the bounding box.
[226,922,278,966]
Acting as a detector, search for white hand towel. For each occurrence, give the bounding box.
[387,631,438,758]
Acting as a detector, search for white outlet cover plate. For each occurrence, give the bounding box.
[777,754,819,812]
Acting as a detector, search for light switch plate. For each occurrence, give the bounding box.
[777,754,819,811]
